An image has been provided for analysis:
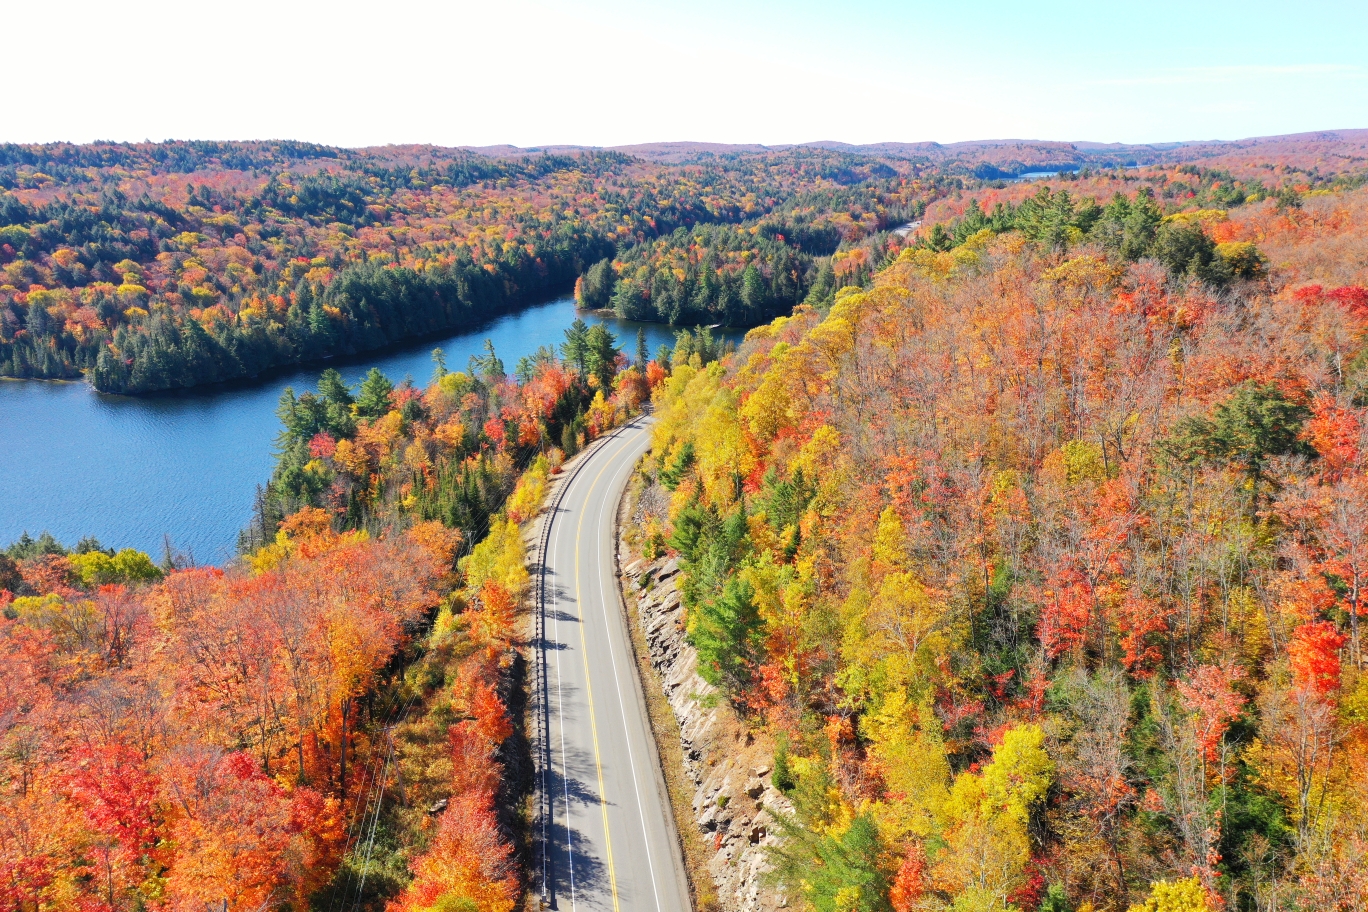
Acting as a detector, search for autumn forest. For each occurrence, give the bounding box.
[7,137,1354,394]
[645,147,1368,912]
[6,130,1368,912]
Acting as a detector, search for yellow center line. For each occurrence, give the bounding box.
[572,426,639,912]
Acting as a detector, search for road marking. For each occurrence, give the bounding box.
[546,419,663,911]
[571,427,643,912]
[594,435,665,912]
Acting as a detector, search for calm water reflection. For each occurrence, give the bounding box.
[0,297,732,564]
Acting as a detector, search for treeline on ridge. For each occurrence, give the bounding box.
[575,182,928,323]
[4,140,1363,395]
[1,142,937,393]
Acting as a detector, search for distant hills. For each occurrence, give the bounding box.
[454,128,1368,175]
[6,129,1365,183]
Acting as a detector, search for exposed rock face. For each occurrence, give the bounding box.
[618,537,791,912]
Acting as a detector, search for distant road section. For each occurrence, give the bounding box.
[533,417,692,912]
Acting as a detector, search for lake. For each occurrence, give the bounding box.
[0,297,732,564]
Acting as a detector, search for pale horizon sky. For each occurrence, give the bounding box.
[7,0,1367,149]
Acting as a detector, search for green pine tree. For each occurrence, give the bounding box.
[355,367,394,419]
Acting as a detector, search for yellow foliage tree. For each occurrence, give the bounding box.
[936,724,1053,912]
[863,689,951,843]
[460,517,528,600]
[505,456,550,524]
[1127,877,1214,912]
[68,548,161,585]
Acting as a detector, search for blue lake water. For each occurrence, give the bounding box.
[0,297,733,564]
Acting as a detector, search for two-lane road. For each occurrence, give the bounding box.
[535,416,691,912]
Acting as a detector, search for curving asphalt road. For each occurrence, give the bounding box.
[533,416,691,912]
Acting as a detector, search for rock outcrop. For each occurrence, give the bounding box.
[618,523,791,911]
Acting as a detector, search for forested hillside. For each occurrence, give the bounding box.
[0,322,655,909]
[646,184,1368,911]
[10,135,1359,395]
[574,181,923,324]
[8,133,1368,912]
[0,141,937,392]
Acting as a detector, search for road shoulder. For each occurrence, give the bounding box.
[615,461,792,912]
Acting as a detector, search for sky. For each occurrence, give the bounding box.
[7,0,1367,149]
